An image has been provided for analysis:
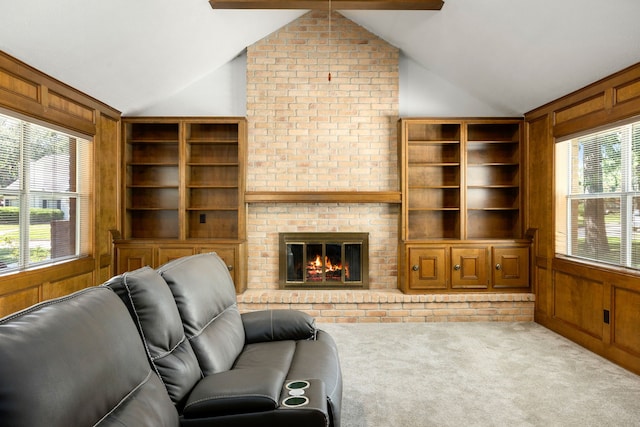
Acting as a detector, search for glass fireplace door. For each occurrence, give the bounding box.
[280,233,368,289]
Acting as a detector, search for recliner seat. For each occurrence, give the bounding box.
[0,287,180,427]
[106,252,342,427]
[0,252,342,427]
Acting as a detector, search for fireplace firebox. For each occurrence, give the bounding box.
[279,232,369,289]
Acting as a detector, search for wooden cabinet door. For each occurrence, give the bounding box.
[115,246,154,275]
[407,246,448,290]
[451,247,488,289]
[197,245,239,288]
[157,247,195,268]
[492,246,529,288]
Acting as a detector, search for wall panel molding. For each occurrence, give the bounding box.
[0,50,121,317]
[526,61,640,375]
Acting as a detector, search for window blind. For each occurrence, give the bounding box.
[556,118,640,269]
[0,112,91,272]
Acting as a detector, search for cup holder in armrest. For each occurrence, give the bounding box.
[285,380,310,395]
[282,396,310,407]
[280,379,326,413]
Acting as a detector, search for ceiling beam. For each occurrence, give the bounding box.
[209,0,444,10]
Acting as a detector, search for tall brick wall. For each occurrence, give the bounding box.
[246,11,400,291]
[241,11,535,322]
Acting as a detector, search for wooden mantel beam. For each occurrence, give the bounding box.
[245,191,402,204]
[209,0,444,10]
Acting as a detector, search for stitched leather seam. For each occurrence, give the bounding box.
[121,271,164,382]
[270,310,274,341]
[92,369,155,427]
[185,393,277,410]
[0,287,107,324]
[151,334,189,362]
[186,303,239,340]
[323,334,341,398]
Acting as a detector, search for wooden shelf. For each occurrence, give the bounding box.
[400,120,529,294]
[408,140,461,145]
[117,117,248,291]
[128,140,179,144]
[408,162,460,166]
[122,117,246,241]
[409,208,460,211]
[187,139,239,144]
[245,191,402,204]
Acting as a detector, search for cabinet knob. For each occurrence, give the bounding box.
[227,265,233,271]
[454,264,461,271]
[412,265,419,271]
[495,263,502,271]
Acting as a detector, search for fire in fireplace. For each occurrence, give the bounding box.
[279,232,369,289]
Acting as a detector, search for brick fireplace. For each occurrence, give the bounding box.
[244,11,399,290]
[239,11,534,322]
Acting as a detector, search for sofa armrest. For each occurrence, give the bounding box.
[183,367,283,419]
[242,310,317,343]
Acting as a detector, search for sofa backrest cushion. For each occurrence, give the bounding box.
[104,266,202,407]
[158,252,245,375]
[0,287,179,427]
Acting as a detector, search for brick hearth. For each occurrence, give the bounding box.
[238,291,535,323]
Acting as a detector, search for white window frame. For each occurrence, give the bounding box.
[0,111,92,274]
[556,117,640,269]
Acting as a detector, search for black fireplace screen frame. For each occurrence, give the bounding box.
[279,232,369,289]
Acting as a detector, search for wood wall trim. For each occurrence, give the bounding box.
[553,256,640,291]
[526,61,640,375]
[0,50,120,135]
[245,191,402,203]
[525,61,640,138]
[0,51,121,317]
[0,257,95,296]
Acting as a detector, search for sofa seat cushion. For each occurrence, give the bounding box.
[182,367,284,418]
[103,267,202,407]
[0,287,179,427]
[233,340,296,373]
[158,253,245,375]
[98,371,177,427]
[232,337,342,427]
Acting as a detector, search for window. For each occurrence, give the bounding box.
[556,118,640,269]
[0,112,92,273]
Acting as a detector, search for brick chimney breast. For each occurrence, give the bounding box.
[246,11,399,291]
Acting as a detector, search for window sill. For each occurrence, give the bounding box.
[553,254,640,283]
[0,257,95,294]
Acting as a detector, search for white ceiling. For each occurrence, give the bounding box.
[2,0,639,116]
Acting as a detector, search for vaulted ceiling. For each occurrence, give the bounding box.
[2,0,639,116]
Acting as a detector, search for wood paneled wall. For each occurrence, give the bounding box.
[525,62,640,375]
[1,47,639,375]
[0,51,120,317]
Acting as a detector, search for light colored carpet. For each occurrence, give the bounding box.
[320,322,640,427]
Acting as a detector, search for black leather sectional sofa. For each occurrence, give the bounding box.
[0,252,342,427]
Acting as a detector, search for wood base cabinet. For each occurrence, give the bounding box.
[398,118,530,293]
[402,242,530,293]
[492,245,530,288]
[115,240,246,293]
